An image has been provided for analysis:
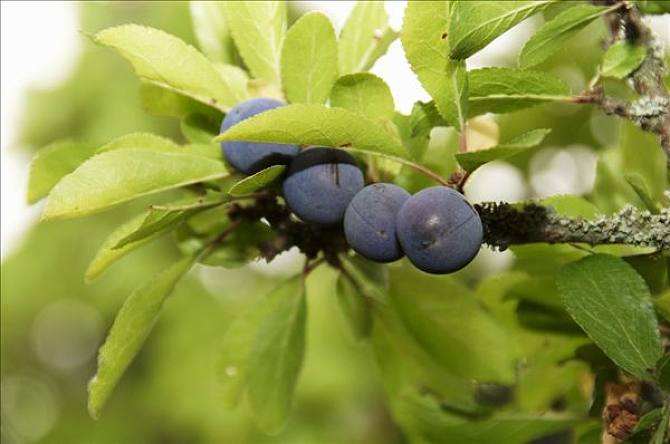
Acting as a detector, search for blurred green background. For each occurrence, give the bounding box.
[1,2,667,443]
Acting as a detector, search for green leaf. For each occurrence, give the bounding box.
[140,83,223,119]
[636,0,670,14]
[338,1,395,74]
[390,266,516,383]
[393,101,447,161]
[280,12,337,105]
[113,197,221,250]
[364,27,399,72]
[401,1,468,129]
[468,67,571,116]
[330,73,395,120]
[336,274,373,340]
[557,254,662,380]
[43,149,228,220]
[31,132,219,212]
[27,140,99,204]
[217,288,272,407]
[97,132,221,159]
[655,291,670,323]
[181,113,220,144]
[620,121,667,202]
[601,41,647,79]
[625,173,660,213]
[633,408,663,435]
[97,132,179,152]
[222,1,286,85]
[657,353,670,390]
[651,401,670,444]
[449,0,554,59]
[519,4,612,68]
[373,308,481,412]
[227,165,285,196]
[247,276,306,433]
[215,103,406,157]
[449,61,469,131]
[189,1,236,64]
[456,128,551,172]
[95,25,246,112]
[88,255,195,418]
[395,390,576,444]
[339,254,389,304]
[85,213,164,283]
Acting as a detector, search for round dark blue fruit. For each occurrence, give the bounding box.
[282,147,364,225]
[344,183,410,262]
[220,98,300,174]
[396,186,483,274]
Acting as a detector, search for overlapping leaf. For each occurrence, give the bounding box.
[43,149,227,220]
[88,255,196,418]
[330,73,395,120]
[27,140,99,204]
[190,1,236,64]
[390,266,516,383]
[468,68,571,116]
[456,128,551,172]
[338,1,396,74]
[401,1,467,130]
[281,12,338,104]
[227,165,286,196]
[95,25,246,112]
[519,4,612,68]
[601,41,647,79]
[215,104,406,157]
[449,1,554,59]
[217,277,306,433]
[222,1,286,85]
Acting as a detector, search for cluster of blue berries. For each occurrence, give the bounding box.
[221,98,483,274]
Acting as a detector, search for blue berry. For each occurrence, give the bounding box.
[220,98,300,174]
[283,147,364,225]
[396,186,482,274]
[344,183,410,262]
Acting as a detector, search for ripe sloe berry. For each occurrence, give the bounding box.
[344,183,410,262]
[396,186,482,274]
[283,147,364,225]
[221,98,299,174]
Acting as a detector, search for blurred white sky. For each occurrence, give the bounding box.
[1,1,668,259]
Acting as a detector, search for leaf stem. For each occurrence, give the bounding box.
[343,147,454,188]
[303,257,325,276]
[199,219,242,260]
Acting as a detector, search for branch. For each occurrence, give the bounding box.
[586,1,670,165]
[476,202,670,251]
[226,195,668,264]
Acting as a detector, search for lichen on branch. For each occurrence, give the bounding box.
[585,0,670,165]
[476,202,670,251]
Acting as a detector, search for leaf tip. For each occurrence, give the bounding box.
[84,268,99,285]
